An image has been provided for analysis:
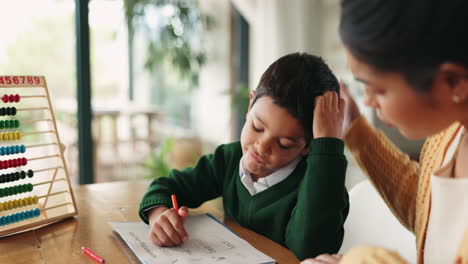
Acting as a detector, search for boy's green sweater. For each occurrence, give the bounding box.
[139,138,349,260]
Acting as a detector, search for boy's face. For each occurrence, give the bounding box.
[240,94,309,179]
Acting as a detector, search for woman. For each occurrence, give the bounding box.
[302,0,468,263]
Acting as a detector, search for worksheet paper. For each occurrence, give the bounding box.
[110,214,276,264]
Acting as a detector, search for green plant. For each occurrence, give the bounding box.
[141,136,174,179]
[124,0,210,87]
[141,136,204,179]
[231,83,250,117]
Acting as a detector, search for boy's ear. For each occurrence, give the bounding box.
[247,91,255,113]
[300,147,309,155]
[249,91,254,104]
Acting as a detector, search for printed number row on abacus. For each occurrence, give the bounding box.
[0,76,41,85]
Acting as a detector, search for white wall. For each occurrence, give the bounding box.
[232,0,325,90]
[230,0,354,89]
[192,0,232,146]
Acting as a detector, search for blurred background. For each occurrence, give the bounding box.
[0,0,424,188]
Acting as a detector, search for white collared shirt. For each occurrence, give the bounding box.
[239,156,301,196]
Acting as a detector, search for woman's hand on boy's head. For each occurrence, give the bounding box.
[148,206,189,247]
[340,81,361,134]
[313,91,345,139]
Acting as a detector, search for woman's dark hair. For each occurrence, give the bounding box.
[252,52,339,143]
[339,0,468,92]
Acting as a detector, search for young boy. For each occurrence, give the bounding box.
[138,53,349,260]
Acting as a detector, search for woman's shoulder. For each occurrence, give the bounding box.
[420,122,463,165]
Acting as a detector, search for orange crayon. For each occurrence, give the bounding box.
[171,194,179,214]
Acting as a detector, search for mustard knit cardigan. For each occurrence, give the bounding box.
[341,116,468,264]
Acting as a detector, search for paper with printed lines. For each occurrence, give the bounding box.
[110,214,275,264]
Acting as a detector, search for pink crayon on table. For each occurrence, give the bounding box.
[82,246,104,263]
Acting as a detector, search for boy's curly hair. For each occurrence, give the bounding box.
[252,53,339,143]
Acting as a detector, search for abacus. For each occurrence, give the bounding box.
[0,75,77,236]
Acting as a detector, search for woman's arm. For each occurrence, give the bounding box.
[344,116,420,232]
[455,225,468,264]
[340,246,410,264]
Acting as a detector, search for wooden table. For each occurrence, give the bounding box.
[0,181,300,264]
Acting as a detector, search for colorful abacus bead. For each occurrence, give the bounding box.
[5,107,13,115]
[1,94,21,103]
[0,132,22,141]
[0,170,34,183]
[1,162,6,170]
[0,107,18,116]
[0,119,17,129]
[0,196,39,212]
[0,208,40,226]
[0,183,33,198]
[7,173,15,182]
[0,158,28,170]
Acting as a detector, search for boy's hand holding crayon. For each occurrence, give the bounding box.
[147,195,189,247]
[313,91,346,139]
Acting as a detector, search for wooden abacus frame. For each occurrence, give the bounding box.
[0,75,78,236]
